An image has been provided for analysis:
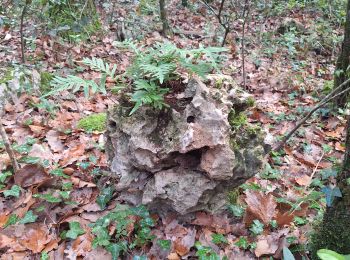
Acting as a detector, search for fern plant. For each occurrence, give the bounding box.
[117,40,227,84]
[130,80,169,115]
[45,41,227,115]
[43,58,113,98]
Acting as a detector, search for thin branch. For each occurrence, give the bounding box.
[274,77,350,151]
[200,0,232,46]
[0,117,19,172]
[218,0,226,22]
[201,0,219,18]
[241,0,250,88]
[20,1,28,64]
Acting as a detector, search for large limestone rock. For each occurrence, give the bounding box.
[106,78,266,215]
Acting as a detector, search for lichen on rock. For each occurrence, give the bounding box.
[105,78,267,216]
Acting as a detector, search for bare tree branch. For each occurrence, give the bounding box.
[20,0,29,64]
[274,77,350,151]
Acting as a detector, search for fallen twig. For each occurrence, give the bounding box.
[0,117,19,172]
[274,77,350,151]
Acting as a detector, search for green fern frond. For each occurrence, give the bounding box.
[129,80,169,115]
[139,63,176,83]
[82,57,117,79]
[43,75,103,98]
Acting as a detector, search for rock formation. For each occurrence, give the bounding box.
[106,78,266,215]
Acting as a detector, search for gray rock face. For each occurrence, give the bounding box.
[106,78,266,215]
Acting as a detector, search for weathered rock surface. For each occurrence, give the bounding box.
[106,78,266,215]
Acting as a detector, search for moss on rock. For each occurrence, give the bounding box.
[227,188,240,204]
[310,208,350,259]
[77,113,107,132]
[228,110,247,130]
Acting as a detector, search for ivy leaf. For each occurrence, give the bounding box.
[59,191,70,199]
[19,156,41,164]
[321,186,342,206]
[320,168,338,180]
[19,210,38,224]
[227,204,245,217]
[250,219,264,236]
[41,252,49,260]
[106,241,128,260]
[96,186,114,209]
[4,214,19,228]
[0,171,12,183]
[50,168,69,178]
[235,237,249,249]
[211,234,228,245]
[66,222,85,239]
[92,226,111,247]
[33,193,62,203]
[3,185,21,198]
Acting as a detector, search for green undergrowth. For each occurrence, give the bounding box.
[77,113,107,132]
[90,204,156,259]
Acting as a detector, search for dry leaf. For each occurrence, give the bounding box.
[295,174,311,186]
[255,238,278,257]
[244,191,277,225]
[14,164,50,187]
[46,130,65,153]
[167,253,181,260]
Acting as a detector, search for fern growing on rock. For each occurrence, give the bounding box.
[45,41,227,114]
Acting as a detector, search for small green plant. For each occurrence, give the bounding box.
[157,239,171,250]
[77,113,107,132]
[211,234,228,245]
[96,186,115,210]
[65,222,86,239]
[0,171,12,189]
[33,193,63,203]
[46,41,227,115]
[90,204,155,259]
[250,219,264,236]
[195,242,221,260]
[235,237,249,249]
[3,185,21,198]
[129,80,169,115]
[19,210,38,224]
[227,204,245,218]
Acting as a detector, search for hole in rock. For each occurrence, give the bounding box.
[187,116,195,123]
[109,120,117,128]
[172,147,209,169]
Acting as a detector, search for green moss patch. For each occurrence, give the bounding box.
[77,113,107,132]
[228,110,248,130]
[310,208,350,259]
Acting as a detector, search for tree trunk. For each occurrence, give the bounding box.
[310,117,350,258]
[333,0,350,108]
[159,0,170,36]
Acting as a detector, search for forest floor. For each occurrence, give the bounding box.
[0,1,347,259]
